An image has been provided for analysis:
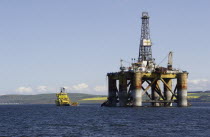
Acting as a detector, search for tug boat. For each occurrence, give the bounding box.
[55,87,79,106]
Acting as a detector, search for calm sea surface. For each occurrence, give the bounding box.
[0,103,210,137]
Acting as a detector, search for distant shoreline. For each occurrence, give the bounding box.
[0,92,210,104]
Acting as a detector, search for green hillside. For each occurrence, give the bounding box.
[0,92,210,105]
[188,92,210,102]
[0,93,107,104]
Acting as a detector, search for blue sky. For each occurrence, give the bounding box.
[0,0,210,95]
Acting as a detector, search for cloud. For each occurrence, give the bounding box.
[36,86,53,93]
[37,86,48,91]
[14,86,54,95]
[188,79,209,85]
[64,84,107,95]
[12,83,108,95]
[15,87,33,94]
[71,83,89,91]
[188,79,210,91]
[14,83,89,95]
[94,86,106,92]
[61,83,89,93]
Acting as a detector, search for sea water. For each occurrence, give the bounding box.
[0,103,210,137]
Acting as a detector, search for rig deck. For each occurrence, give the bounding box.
[102,71,188,107]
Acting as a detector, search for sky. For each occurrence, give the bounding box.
[0,0,210,95]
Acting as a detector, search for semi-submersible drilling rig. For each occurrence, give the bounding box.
[102,12,189,107]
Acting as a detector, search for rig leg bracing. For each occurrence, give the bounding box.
[102,72,189,107]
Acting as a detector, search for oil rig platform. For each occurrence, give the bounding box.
[102,12,189,107]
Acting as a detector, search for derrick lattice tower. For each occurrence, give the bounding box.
[138,12,152,62]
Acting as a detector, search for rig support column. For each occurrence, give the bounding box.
[164,79,173,106]
[177,72,188,107]
[108,76,117,106]
[119,73,127,106]
[152,80,160,106]
[133,72,142,106]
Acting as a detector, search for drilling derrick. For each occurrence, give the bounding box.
[139,12,152,62]
[102,12,189,108]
